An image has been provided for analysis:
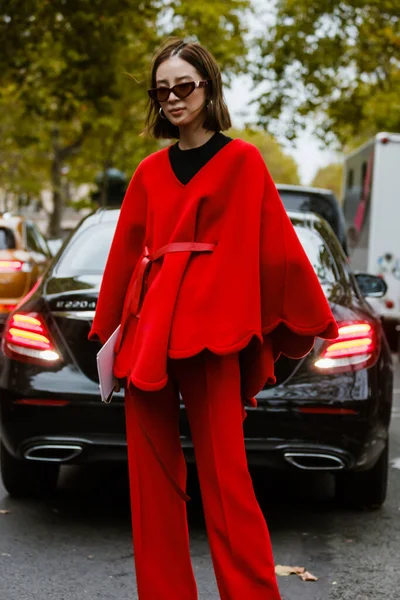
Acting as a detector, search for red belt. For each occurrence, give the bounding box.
[131,242,217,317]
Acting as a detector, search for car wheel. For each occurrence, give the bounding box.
[0,440,60,498]
[335,441,389,510]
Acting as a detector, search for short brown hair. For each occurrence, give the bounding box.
[144,38,232,139]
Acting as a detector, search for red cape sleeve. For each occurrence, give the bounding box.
[88,166,147,345]
[259,165,338,360]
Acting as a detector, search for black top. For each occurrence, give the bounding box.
[169,132,232,185]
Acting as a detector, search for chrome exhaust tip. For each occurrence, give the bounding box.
[284,452,346,471]
[24,444,83,463]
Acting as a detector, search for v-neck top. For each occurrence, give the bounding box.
[169,132,232,185]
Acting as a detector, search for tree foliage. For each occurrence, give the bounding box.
[253,0,400,147]
[0,0,251,235]
[228,128,300,184]
[0,86,49,201]
[166,0,249,81]
[311,163,343,200]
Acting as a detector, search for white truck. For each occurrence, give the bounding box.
[342,132,400,348]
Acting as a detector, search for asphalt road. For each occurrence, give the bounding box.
[1,357,400,600]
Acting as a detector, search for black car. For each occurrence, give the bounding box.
[277,184,349,255]
[0,209,393,509]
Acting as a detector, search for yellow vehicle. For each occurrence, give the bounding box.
[0,214,51,331]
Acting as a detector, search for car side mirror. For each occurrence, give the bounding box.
[355,273,387,298]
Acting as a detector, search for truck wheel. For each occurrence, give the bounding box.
[0,440,59,498]
[335,442,389,510]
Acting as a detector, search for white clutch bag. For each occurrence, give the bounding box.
[96,325,121,403]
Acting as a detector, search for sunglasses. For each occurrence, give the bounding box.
[148,80,209,103]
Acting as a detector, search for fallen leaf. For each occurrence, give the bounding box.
[275,565,318,582]
[299,570,318,582]
[0,510,10,515]
[275,565,301,577]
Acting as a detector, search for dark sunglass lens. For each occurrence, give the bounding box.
[156,88,170,102]
[174,82,195,99]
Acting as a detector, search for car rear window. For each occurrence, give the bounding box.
[279,191,339,235]
[294,226,338,284]
[55,222,116,274]
[0,227,16,250]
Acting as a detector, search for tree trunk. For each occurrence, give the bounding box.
[47,124,89,238]
[99,161,111,207]
[48,128,63,238]
[99,122,127,207]
[2,191,9,212]
[48,152,63,238]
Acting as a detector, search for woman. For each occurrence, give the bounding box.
[89,38,338,600]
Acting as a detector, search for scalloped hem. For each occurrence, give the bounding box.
[167,317,337,360]
[167,330,264,359]
[87,328,107,345]
[127,372,169,392]
[114,317,336,394]
[261,316,337,338]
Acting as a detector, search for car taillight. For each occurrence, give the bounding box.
[3,312,61,364]
[314,321,378,372]
[0,260,23,271]
[0,303,16,313]
[0,260,31,272]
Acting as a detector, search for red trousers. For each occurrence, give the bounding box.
[124,350,282,600]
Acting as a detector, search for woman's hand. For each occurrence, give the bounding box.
[113,376,121,393]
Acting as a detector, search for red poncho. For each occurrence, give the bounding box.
[89,140,338,403]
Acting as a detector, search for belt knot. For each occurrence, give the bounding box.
[130,241,217,317]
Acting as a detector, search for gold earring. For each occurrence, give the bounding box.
[159,107,166,120]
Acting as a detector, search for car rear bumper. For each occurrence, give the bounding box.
[6,433,363,473]
[0,391,388,473]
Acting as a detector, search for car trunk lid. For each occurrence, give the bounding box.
[44,274,101,383]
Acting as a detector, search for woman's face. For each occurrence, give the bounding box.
[155,56,208,127]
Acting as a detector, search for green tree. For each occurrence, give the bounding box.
[166,0,249,80]
[228,128,300,184]
[253,0,400,147]
[0,1,145,235]
[311,163,343,201]
[0,86,49,211]
[0,0,251,236]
